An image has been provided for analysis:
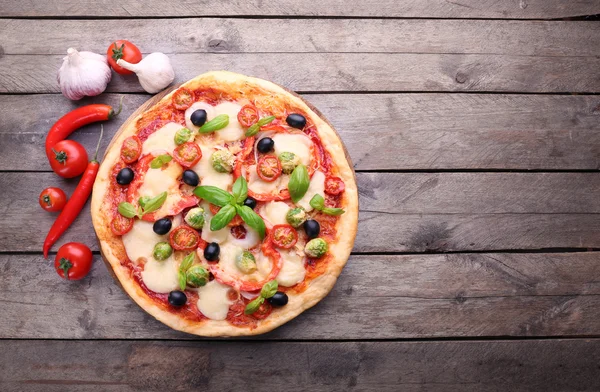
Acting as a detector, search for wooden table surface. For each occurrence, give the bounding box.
[1,1,600,390]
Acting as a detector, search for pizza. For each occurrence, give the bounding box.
[91,71,358,336]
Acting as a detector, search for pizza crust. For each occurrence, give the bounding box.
[91,71,359,336]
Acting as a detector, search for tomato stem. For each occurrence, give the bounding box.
[93,125,104,162]
[52,148,67,164]
[58,257,72,280]
[43,195,51,206]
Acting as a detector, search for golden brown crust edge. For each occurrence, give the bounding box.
[91,71,359,336]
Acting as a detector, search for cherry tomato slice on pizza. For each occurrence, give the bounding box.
[251,301,273,320]
[110,214,134,236]
[170,226,200,251]
[270,224,298,249]
[324,176,345,195]
[237,104,259,128]
[173,142,202,168]
[120,136,142,164]
[172,88,194,111]
[39,187,67,212]
[257,155,282,182]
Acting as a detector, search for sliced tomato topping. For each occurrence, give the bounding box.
[169,226,200,251]
[110,214,134,236]
[237,104,259,128]
[209,204,244,226]
[208,240,283,292]
[260,124,287,133]
[173,142,202,168]
[270,224,298,249]
[325,176,345,195]
[257,155,282,182]
[120,136,142,164]
[172,88,194,110]
[251,301,273,320]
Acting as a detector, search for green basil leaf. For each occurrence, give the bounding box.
[180,252,195,272]
[193,186,233,207]
[141,191,168,215]
[288,164,310,203]
[236,205,266,239]
[138,196,151,209]
[199,114,229,134]
[309,194,325,210]
[245,123,260,137]
[322,207,345,216]
[232,176,248,205]
[257,116,276,127]
[118,202,137,218]
[244,296,265,315]
[150,154,172,169]
[210,204,236,231]
[260,280,278,299]
[178,270,187,291]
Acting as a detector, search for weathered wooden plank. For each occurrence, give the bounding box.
[2,340,600,392]
[2,53,599,93]
[2,172,599,252]
[1,0,598,19]
[2,94,599,171]
[1,252,600,339]
[2,19,598,57]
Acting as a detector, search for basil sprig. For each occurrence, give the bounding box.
[198,114,229,134]
[178,252,195,290]
[245,115,276,137]
[288,164,310,203]
[194,176,266,238]
[309,194,345,216]
[118,191,168,219]
[150,154,172,169]
[245,280,278,315]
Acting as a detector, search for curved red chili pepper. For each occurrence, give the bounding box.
[43,127,104,258]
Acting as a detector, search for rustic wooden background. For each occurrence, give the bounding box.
[1,1,600,390]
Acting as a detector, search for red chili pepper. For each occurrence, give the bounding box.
[45,100,121,173]
[43,126,104,258]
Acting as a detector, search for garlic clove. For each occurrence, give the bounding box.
[117,52,175,94]
[57,48,112,100]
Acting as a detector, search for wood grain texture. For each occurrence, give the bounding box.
[2,172,599,253]
[2,53,599,93]
[2,19,598,57]
[2,340,600,392]
[1,0,598,18]
[1,252,600,339]
[2,94,599,171]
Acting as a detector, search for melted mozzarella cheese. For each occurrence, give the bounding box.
[196,280,234,320]
[192,146,234,190]
[247,165,289,195]
[185,102,215,132]
[261,201,290,226]
[272,133,312,166]
[228,224,261,249]
[200,202,230,244]
[137,161,184,219]
[213,101,245,142]
[217,243,272,283]
[296,170,325,212]
[141,256,180,294]
[122,220,167,263]
[276,250,306,287]
[141,122,184,155]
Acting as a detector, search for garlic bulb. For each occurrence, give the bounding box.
[117,52,175,94]
[57,48,112,100]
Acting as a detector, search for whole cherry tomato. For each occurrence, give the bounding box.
[39,187,68,212]
[107,40,142,75]
[54,242,93,280]
[50,140,89,178]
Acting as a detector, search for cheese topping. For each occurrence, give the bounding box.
[276,250,306,287]
[122,220,167,263]
[192,146,234,190]
[296,170,326,212]
[217,243,271,282]
[272,133,312,166]
[141,256,180,294]
[141,122,184,155]
[196,280,235,320]
[185,102,215,132]
[228,224,261,249]
[136,161,185,219]
[261,201,290,226]
[212,101,245,142]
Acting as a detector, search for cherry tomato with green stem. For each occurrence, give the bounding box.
[107,40,142,75]
[50,139,89,178]
[54,242,93,280]
[39,187,68,212]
